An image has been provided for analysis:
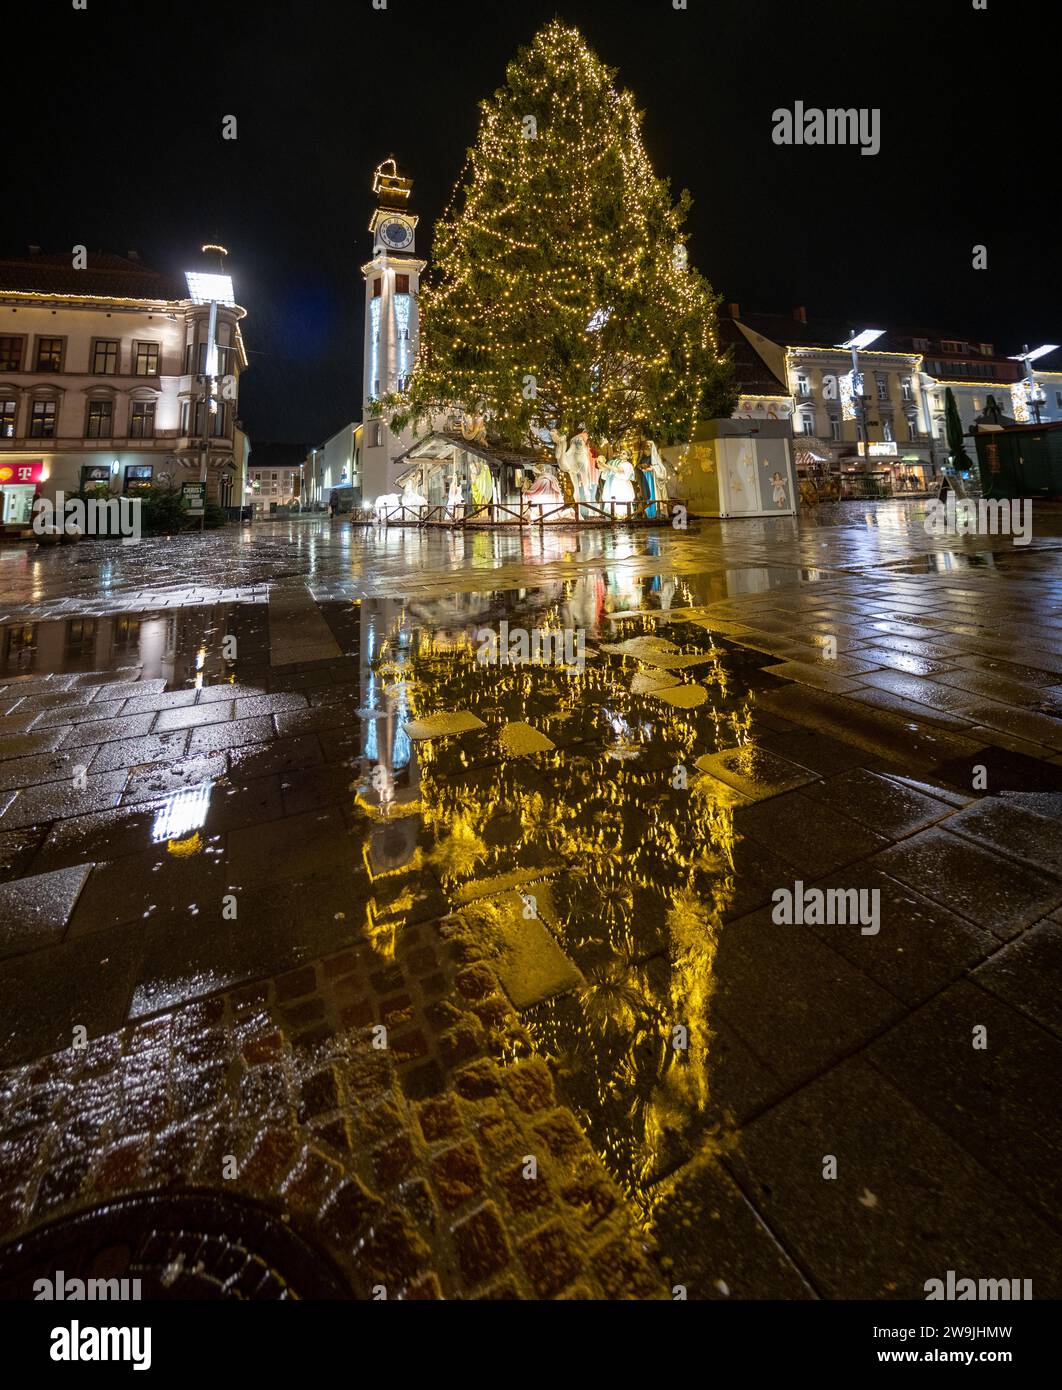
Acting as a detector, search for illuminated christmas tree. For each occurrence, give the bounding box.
[390,20,734,450]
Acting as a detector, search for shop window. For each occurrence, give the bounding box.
[80,464,111,489]
[124,464,154,494]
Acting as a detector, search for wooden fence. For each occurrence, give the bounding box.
[376,496,685,528]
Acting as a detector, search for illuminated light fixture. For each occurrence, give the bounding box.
[838,329,885,351]
[152,782,213,843]
[1007,343,1059,364]
[185,271,235,307]
[111,459,120,475]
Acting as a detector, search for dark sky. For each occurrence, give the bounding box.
[9,0,1057,446]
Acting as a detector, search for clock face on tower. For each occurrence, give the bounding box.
[378,217,414,251]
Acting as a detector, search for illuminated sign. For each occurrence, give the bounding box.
[0,461,44,485]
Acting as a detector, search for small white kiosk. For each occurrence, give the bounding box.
[663,419,797,519]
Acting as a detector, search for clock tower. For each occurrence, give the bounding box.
[361,157,427,503]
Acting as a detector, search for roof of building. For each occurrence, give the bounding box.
[0,250,186,301]
[735,309,876,351]
[715,316,788,394]
[395,429,553,474]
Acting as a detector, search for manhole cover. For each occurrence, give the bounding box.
[0,1192,351,1300]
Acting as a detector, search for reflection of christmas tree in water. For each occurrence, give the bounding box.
[370,598,751,1216]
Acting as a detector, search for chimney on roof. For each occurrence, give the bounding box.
[727,302,740,319]
[793,306,807,323]
[28,245,41,255]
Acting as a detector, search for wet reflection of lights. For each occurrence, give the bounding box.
[356,592,754,1214]
[152,782,212,844]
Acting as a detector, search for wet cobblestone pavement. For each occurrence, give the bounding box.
[1,503,1062,1299]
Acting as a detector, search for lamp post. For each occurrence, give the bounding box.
[838,329,885,469]
[185,246,235,531]
[1007,343,1059,426]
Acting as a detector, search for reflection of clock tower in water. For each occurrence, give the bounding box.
[361,158,427,502]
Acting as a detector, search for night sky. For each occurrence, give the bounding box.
[10,0,1057,448]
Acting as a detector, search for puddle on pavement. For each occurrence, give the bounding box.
[348,587,758,1216]
[0,572,779,1216]
[0,607,257,683]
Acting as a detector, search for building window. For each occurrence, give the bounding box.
[395,274,410,294]
[912,338,929,352]
[901,377,913,402]
[829,414,841,440]
[0,336,24,371]
[124,464,153,494]
[35,337,64,372]
[0,399,16,437]
[882,417,894,442]
[801,413,815,435]
[875,374,889,401]
[29,400,56,437]
[129,400,156,438]
[372,422,383,448]
[85,400,114,439]
[796,373,810,397]
[66,618,97,652]
[373,278,382,297]
[133,342,160,376]
[212,404,227,437]
[91,340,119,374]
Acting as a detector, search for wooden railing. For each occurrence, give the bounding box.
[377,496,685,527]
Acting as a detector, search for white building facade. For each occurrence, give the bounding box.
[360,159,426,504]
[0,250,249,532]
[304,421,361,510]
[248,462,302,514]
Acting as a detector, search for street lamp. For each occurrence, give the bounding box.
[185,245,235,528]
[837,329,884,467]
[1007,343,1059,425]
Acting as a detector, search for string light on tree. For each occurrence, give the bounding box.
[386,20,735,451]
